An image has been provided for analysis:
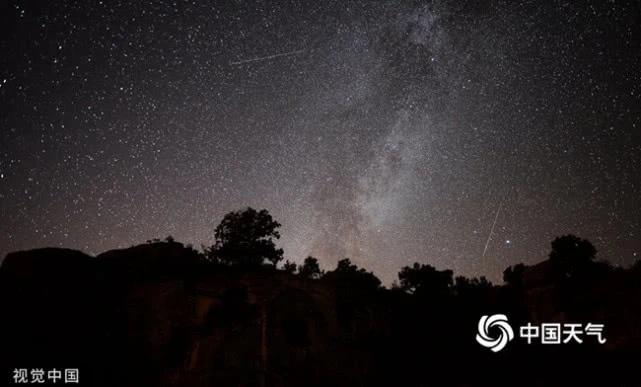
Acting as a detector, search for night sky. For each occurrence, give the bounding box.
[1,1,640,283]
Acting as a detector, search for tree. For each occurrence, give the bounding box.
[210,207,283,267]
[397,263,453,298]
[298,256,322,279]
[454,276,492,291]
[323,258,381,291]
[453,275,492,298]
[503,263,525,287]
[549,234,596,280]
[282,260,297,274]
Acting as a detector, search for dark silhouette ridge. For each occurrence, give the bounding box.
[1,209,640,386]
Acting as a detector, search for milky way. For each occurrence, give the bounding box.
[1,1,640,283]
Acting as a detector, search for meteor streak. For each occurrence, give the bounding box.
[481,200,503,260]
[230,49,305,65]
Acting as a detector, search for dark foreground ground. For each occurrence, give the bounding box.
[1,241,641,386]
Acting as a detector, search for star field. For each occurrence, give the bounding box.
[1,0,640,283]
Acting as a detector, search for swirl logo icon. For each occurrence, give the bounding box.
[476,314,514,352]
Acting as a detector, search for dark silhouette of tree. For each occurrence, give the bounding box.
[323,258,381,291]
[209,207,283,267]
[450,275,495,338]
[202,244,220,265]
[549,234,596,280]
[397,263,453,298]
[503,263,526,287]
[282,260,297,274]
[298,256,322,279]
[453,275,492,294]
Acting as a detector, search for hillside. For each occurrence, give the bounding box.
[1,241,640,386]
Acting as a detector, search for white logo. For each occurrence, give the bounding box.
[476,314,514,352]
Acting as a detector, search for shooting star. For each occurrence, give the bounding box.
[230,49,305,66]
[481,200,503,259]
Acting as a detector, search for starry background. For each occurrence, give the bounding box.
[1,0,640,283]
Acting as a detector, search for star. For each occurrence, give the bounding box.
[0,1,639,284]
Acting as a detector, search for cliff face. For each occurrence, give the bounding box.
[2,243,641,386]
